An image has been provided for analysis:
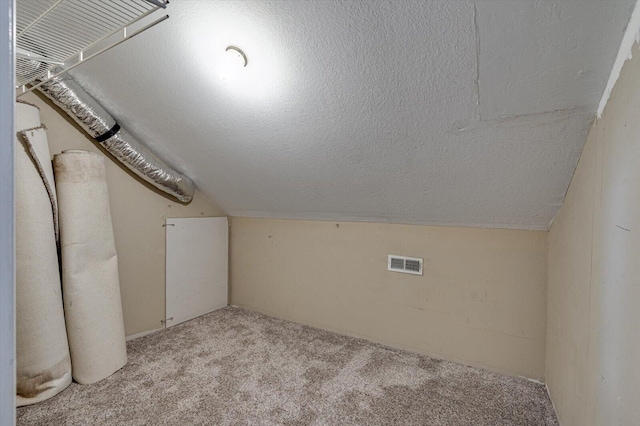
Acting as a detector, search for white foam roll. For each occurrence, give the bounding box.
[15,102,72,406]
[54,150,127,384]
[21,127,57,208]
[16,101,40,130]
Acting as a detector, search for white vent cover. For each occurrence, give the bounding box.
[387,255,423,276]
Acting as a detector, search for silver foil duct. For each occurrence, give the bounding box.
[35,73,195,203]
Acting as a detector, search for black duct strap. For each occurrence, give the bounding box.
[95,123,121,142]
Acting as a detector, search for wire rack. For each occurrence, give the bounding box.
[16,0,168,95]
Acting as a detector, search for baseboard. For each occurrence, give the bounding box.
[521,376,545,386]
[126,326,164,341]
[545,383,561,425]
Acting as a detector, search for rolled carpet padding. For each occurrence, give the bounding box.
[54,150,127,384]
[15,102,72,406]
[20,127,59,246]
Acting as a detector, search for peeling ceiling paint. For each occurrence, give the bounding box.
[68,0,634,230]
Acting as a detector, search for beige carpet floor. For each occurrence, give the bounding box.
[18,307,558,425]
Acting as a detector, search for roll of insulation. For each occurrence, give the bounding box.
[15,101,72,406]
[54,150,127,384]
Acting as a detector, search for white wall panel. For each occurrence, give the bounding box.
[166,217,228,327]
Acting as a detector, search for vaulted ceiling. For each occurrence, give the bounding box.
[68,0,635,230]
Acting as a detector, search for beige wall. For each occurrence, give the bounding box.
[546,43,640,426]
[230,217,548,379]
[23,92,226,337]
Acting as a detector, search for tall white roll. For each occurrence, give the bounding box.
[21,129,57,206]
[54,150,127,384]
[21,127,60,245]
[15,102,72,406]
[16,100,40,132]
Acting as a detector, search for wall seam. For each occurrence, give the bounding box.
[472,0,482,121]
[584,119,596,425]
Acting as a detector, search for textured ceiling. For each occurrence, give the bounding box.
[68,0,634,230]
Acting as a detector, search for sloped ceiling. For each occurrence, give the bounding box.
[68,0,634,230]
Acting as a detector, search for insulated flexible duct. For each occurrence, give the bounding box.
[35,73,195,202]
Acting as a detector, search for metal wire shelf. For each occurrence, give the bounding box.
[16,0,168,97]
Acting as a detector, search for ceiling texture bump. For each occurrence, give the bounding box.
[68,0,635,230]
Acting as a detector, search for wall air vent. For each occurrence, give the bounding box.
[387,255,423,276]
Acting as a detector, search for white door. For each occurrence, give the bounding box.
[165,217,228,328]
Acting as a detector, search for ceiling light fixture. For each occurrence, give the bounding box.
[219,45,247,81]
